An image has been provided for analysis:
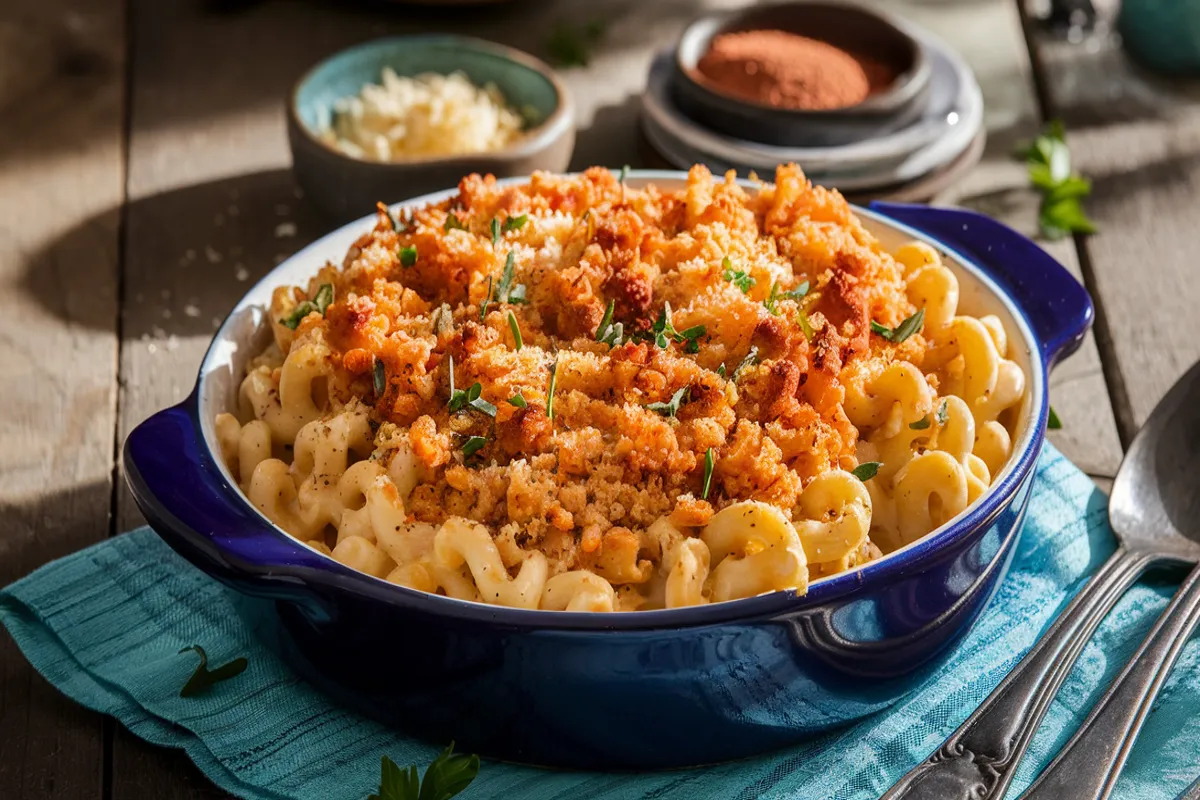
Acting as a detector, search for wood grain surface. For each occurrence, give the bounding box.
[0,0,1146,795]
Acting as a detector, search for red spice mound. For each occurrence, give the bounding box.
[696,29,879,111]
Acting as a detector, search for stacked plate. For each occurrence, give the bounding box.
[641,27,985,200]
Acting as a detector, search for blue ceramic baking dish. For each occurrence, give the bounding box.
[123,173,1092,770]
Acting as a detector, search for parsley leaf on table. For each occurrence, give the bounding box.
[1019,120,1098,241]
[369,742,480,800]
[545,19,607,67]
[178,646,247,698]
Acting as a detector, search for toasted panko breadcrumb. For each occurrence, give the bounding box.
[281,164,921,579]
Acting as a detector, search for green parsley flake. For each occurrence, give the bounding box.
[178,645,247,698]
[398,246,418,268]
[1048,405,1063,430]
[851,462,882,482]
[546,359,559,420]
[508,392,527,408]
[444,213,467,232]
[462,436,489,460]
[702,447,715,500]
[909,416,931,430]
[871,308,925,343]
[730,346,759,383]
[936,398,950,426]
[507,311,523,351]
[722,256,756,294]
[279,283,334,329]
[490,218,501,246]
[502,214,528,234]
[644,385,689,418]
[764,281,809,315]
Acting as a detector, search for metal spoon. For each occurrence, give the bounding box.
[883,359,1200,800]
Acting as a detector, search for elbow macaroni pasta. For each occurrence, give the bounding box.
[214,165,1029,611]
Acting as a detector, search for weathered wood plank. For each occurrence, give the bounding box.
[0,0,125,797]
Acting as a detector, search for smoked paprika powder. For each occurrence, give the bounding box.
[695,29,895,111]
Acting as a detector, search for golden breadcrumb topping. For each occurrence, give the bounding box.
[271,164,924,576]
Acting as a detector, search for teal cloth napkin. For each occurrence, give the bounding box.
[2,443,1199,800]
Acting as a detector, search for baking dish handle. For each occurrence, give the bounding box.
[868,202,1094,368]
[122,400,340,621]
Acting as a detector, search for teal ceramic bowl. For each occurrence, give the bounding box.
[288,36,574,222]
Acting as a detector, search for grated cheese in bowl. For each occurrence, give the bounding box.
[319,68,525,161]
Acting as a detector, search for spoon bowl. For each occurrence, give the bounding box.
[1109,358,1200,562]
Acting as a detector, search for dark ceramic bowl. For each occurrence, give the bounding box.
[124,173,1092,770]
[288,36,574,223]
[672,1,933,147]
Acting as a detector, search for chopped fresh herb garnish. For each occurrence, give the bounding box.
[618,164,629,185]
[447,361,495,417]
[462,436,489,460]
[444,213,467,232]
[279,283,334,329]
[702,447,715,500]
[468,386,497,417]
[717,363,727,378]
[764,281,810,315]
[731,346,759,383]
[644,385,689,418]
[447,355,463,410]
[493,251,527,305]
[480,275,493,320]
[722,256,756,293]
[797,307,814,341]
[646,303,704,350]
[381,204,409,233]
[1048,405,1063,430]
[490,217,501,246]
[595,299,624,346]
[936,398,950,426]
[508,392,527,408]
[373,358,386,398]
[398,246,418,268]
[502,214,528,234]
[369,742,480,800]
[909,416,931,430]
[679,324,706,353]
[851,462,882,482]
[871,308,925,343]
[178,645,247,698]
[507,311,523,351]
[546,359,559,420]
[545,19,607,67]
[313,283,334,314]
[1018,120,1098,241]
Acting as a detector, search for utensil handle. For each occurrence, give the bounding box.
[868,202,1093,368]
[1019,562,1200,800]
[881,548,1156,800]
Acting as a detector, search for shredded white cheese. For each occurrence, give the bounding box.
[319,69,525,160]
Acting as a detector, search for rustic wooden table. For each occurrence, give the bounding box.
[3,0,1185,795]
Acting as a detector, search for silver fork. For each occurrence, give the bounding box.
[884,359,1200,800]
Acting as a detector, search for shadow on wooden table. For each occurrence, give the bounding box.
[21,169,325,338]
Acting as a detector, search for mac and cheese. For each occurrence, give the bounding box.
[216,164,1028,611]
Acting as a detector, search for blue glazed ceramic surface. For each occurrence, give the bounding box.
[124,174,1092,770]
